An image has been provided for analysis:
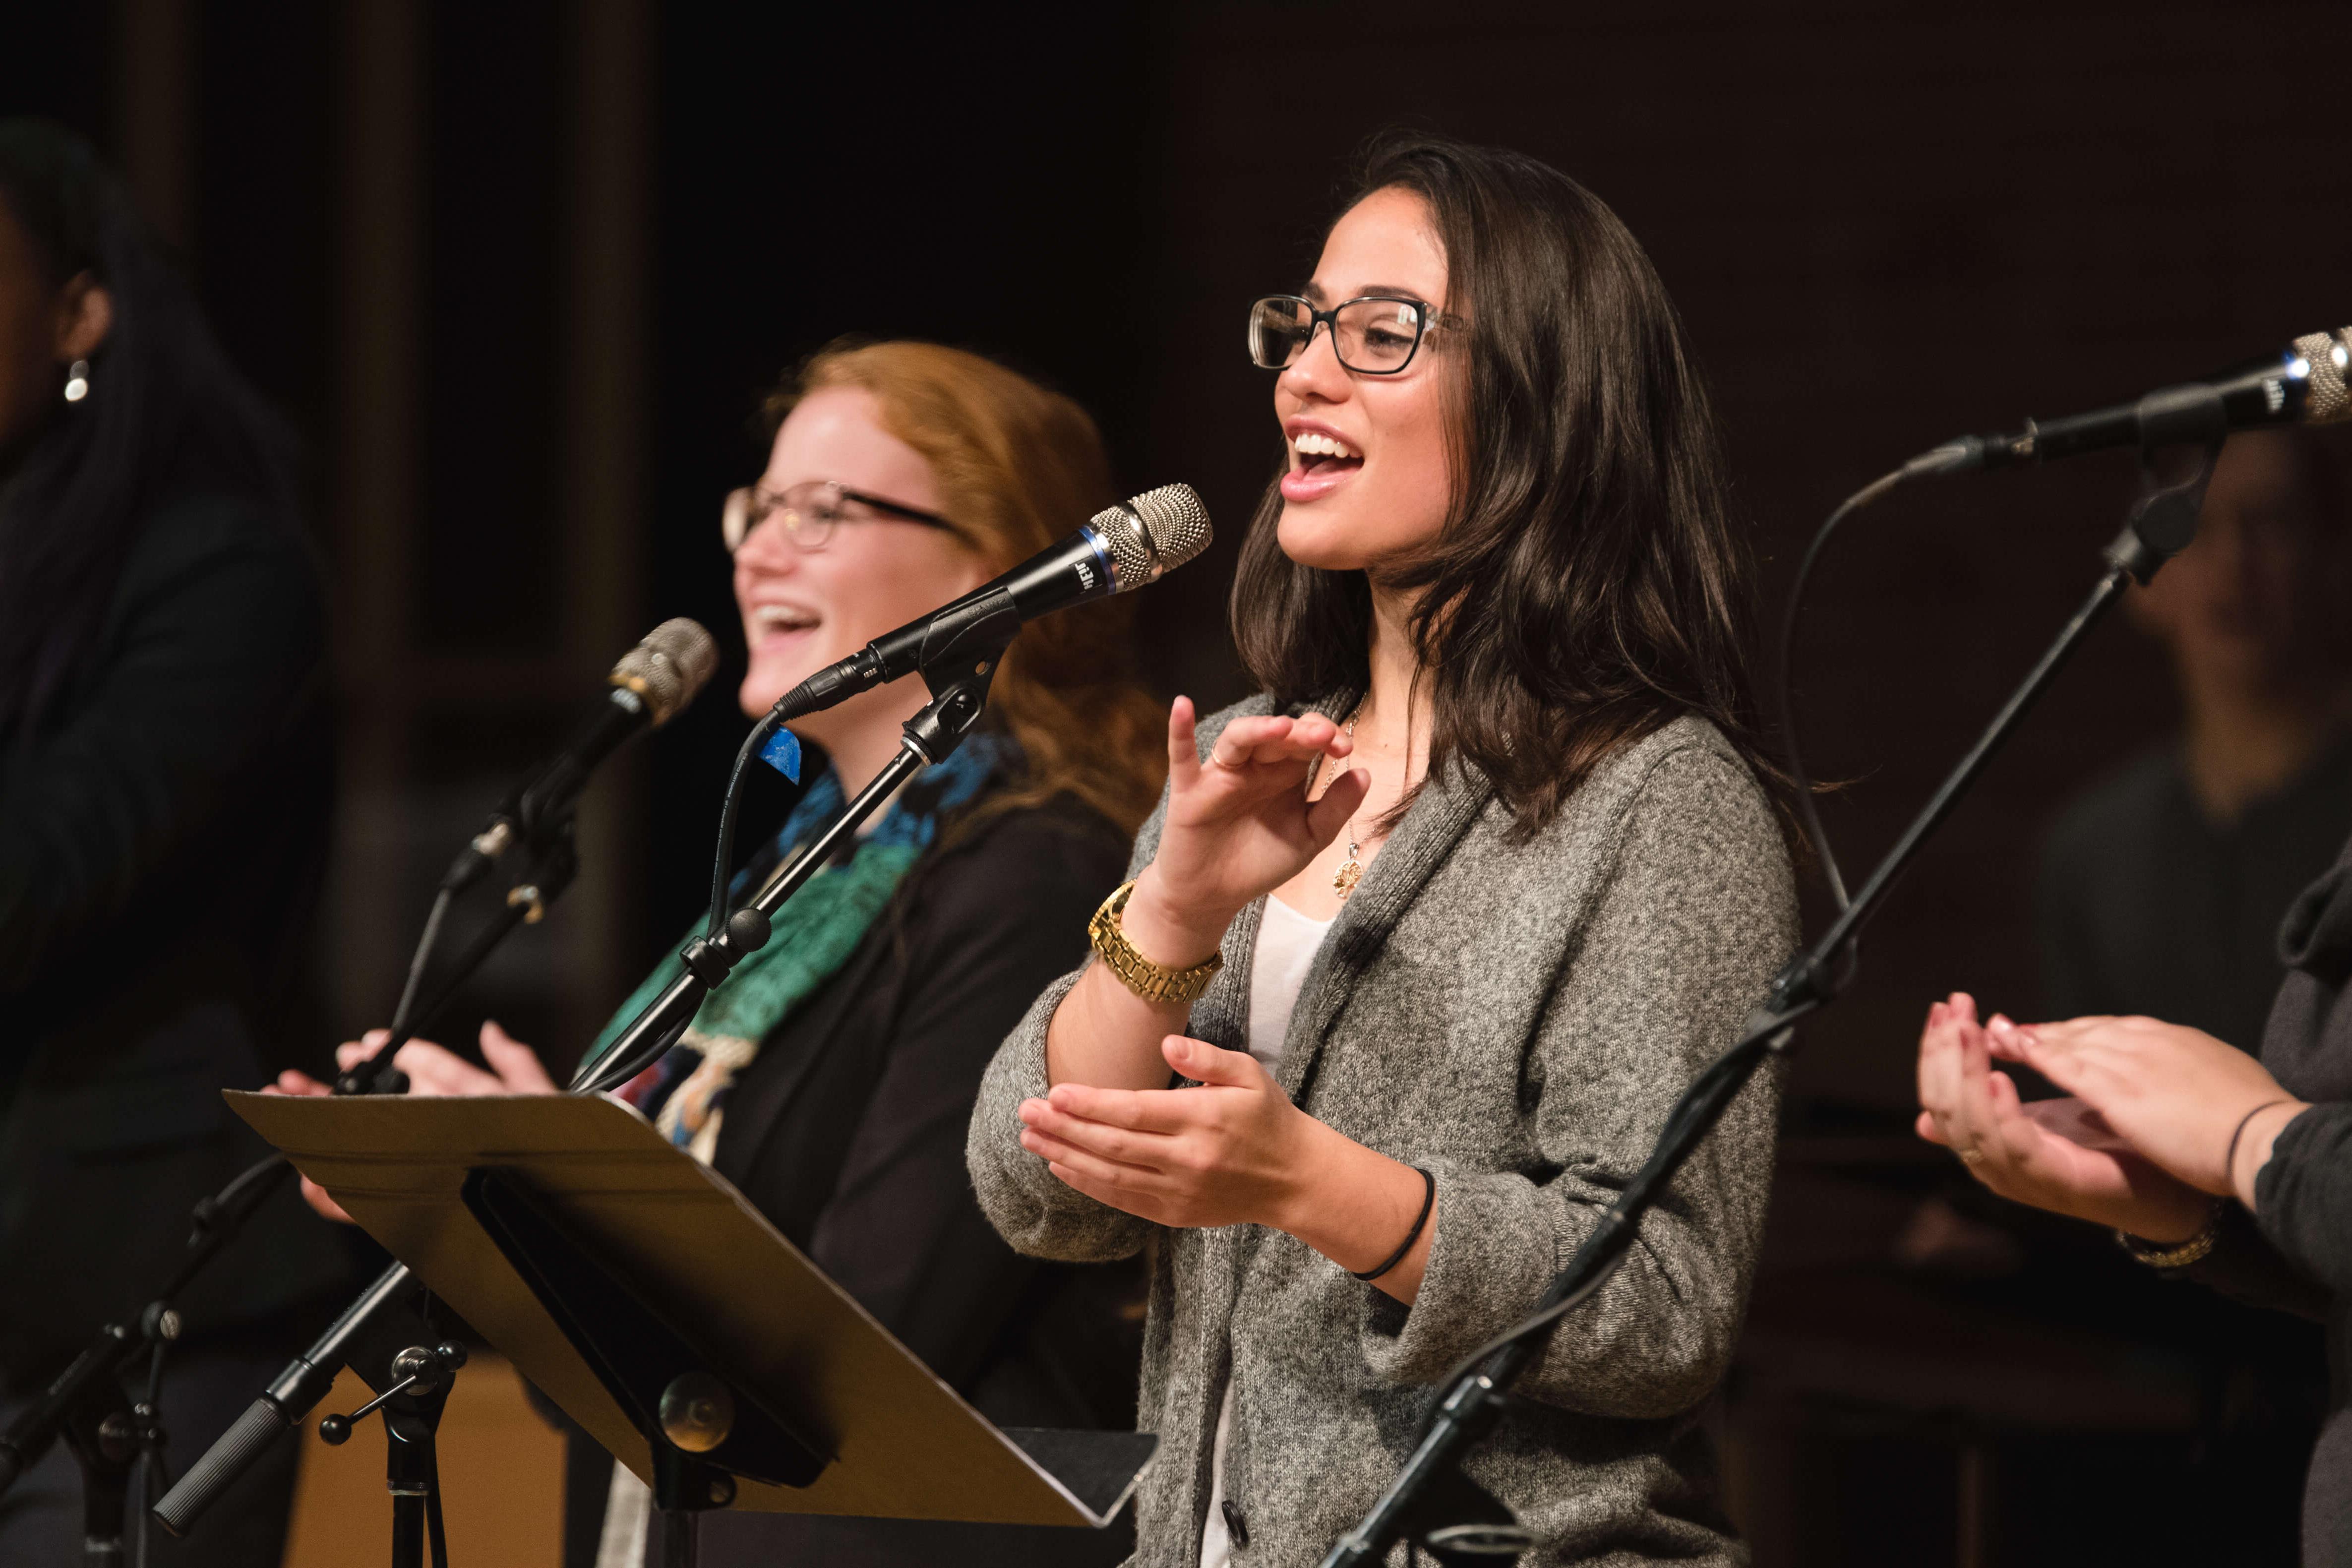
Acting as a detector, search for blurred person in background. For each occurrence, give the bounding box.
[2040,427,2352,1054]
[1914,421,2352,1568]
[0,121,347,1562]
[284,339,1161,1568]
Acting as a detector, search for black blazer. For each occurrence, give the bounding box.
[0,491,347,1383]
[579,784,1146,1568]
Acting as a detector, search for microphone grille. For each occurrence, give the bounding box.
[610,618,721,726]
[1089,482,1212,592]
[2294,329,2352,424]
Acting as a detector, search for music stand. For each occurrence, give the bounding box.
[226,1092,1152,1564]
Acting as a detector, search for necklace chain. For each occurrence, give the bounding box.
[1315,708,1367,901]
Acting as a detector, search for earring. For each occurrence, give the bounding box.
[63,359,90,404]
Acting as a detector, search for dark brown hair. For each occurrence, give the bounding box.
[1230,131,1773,832]
[764,339,1165,833]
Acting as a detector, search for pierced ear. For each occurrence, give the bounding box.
[55,275,114,364]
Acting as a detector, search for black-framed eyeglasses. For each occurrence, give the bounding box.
[722,479,960,553]
[1246,294,1453,375]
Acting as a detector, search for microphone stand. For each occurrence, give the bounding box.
[571,622,1013,1098]
[138,825,580,1544]
[1320,416,2226,1568]
[161,622,1015,1568]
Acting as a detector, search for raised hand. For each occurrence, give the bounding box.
[1984,1011,2307,1206]
[1121,697,1369,963]
[1915,992,2214,1242]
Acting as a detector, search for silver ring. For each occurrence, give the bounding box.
[1957,1146,1985,1166]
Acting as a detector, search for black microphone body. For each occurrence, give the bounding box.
[1927,327,2352,473]
[442,618,719,891]
[777,483,1211,721]
[151,1263,424,1538]
[440,686,647,893]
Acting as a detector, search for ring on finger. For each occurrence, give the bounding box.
[1957,1146,1985,1165]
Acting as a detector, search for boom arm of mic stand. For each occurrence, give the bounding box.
[0,1155,297,1496]
[135,833,581,1532]
[152,1263,426,1537]
[573,633,1010,1096]
[1318,470,2210,1568]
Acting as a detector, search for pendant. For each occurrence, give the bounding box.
[1332,844,1363,899]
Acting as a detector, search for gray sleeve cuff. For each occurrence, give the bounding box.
[1352,1165,1733,1420]
[965,964,1154,1264]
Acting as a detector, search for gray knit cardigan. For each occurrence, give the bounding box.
[967,700,1797,1567]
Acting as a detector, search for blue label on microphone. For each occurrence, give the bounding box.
[759,726,804,784]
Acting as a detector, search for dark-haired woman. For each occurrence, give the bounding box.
[0,121,346,1562]
[970,134,1796,1565]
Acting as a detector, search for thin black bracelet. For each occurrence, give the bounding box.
[1353,1166,1437,1283]
[2226,1098,2297,1193]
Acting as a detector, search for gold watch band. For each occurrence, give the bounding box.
[2114,1204,2224,1269]
[1087,880,1223,1006]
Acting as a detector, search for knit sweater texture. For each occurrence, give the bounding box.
[968,699,1798,1567]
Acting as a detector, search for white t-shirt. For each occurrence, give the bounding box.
[1201,894,1334,1568]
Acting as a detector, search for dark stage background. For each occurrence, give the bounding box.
[9,2,2351,1562]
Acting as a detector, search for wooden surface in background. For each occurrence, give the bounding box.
[281,1356,564,1568]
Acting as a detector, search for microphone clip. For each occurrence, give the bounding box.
[2105,384,2227,584]
[904,608,1017,765]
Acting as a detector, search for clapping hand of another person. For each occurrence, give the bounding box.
[264,1021,558,1224]
[1915,992,2216,1242]
[1976,1007,2310,1212]
[1916,992,2312,1237]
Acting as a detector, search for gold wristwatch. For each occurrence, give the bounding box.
[2114,1203,2223,1269]
[1087,880,1223,1005]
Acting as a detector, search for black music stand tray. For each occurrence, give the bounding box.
[226,1091,1152,1558]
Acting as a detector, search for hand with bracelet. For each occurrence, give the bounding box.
[1915,991,2308,1260]
[1983,1011,2308,1211]
[1019,693,1443,1301]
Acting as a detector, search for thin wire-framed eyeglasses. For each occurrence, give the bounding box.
[722,479,960,553]
[1246,294,1453,375]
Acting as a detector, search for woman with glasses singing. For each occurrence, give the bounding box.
[284,339,1163,1568]
[970,131,1797,1565]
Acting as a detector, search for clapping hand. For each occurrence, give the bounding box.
[1980,1010,2307,1207]
[1915,993,2214,1242]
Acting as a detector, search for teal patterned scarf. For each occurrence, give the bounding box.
[595,733,1005,1157]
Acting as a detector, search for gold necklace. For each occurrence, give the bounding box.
[1316,710,1366,900]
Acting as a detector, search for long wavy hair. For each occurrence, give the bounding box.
[0,120,300,741]
[763,339,1165,833]
[1230,131,1773,833]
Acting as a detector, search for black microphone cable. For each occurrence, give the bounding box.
[1773,442,1980,914]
